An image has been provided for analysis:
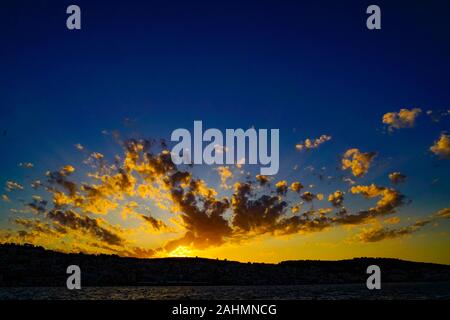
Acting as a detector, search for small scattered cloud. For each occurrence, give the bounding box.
[216,166,233,189]
[5,181,24,192]
[350,184,404,216]
[300,191,322,202]
[19,162,34,169]
[430,133,450,159]
[296,135,331,151]
[384,216,400,225]
[275,180,288,195]
[290,181,304,193]
[328,190,344,207]
[382,108,421,131]
[342,148,376,177]
[256,174,271,186]
[426,109,450,123]
[90,152,104,160]
[389,172,406,184]
[343,177,356,185]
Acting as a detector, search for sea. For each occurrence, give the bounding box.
[1,282,449,300]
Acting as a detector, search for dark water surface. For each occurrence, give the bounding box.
[1,282,449,300]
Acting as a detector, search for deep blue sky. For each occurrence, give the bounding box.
[1,0,449,222]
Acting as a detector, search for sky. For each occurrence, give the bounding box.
[0,0,449,264]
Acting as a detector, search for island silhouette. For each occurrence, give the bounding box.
[1,243,450,287]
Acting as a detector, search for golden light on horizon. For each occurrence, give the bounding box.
[169,246,194,258]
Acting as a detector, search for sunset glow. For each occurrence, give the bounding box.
[1,1,449,266]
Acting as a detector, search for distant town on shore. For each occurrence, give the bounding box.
[1,243,450,287]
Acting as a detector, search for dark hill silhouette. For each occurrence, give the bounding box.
[1,243,449,287]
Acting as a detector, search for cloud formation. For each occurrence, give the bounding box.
[296,135,331,151]
[5,181,24,191]
[0,128,445,259]
[341,148,376,177]
[275,180,288,195]
[290,181,304,193]
[356,207,450,243]
[426,109,450,123]
[256,175,271,186]
[216,166,233,189]
[382,108,421,131]
[434,207,450,219]
[19,162,34,169]
[350,184,404,216]
[389,172,406,184]
[46,209,124,246]
[357,220,430,242]
[328,190,344,207]
[430,133,450,159]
